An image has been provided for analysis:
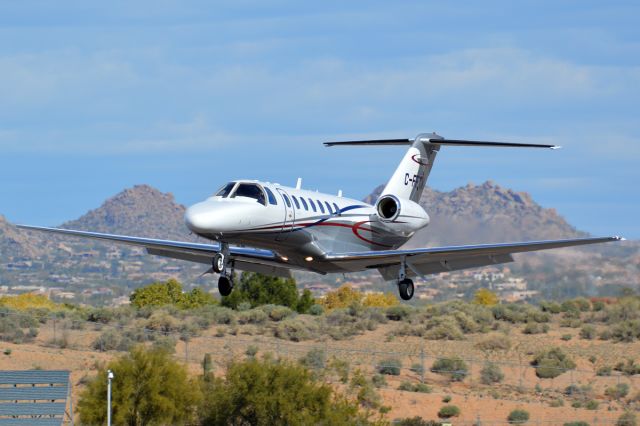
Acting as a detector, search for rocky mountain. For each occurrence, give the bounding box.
[365,181,586,247]
[0,215,44,259]
[62,185,193,241]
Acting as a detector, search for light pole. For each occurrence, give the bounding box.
[107,370,114,426]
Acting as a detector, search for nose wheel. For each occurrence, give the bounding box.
[213,243,233,296]
[398,278,414,301]
[212,252,225,273]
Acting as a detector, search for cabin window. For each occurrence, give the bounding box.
[292,196,301,209]
[324,201,333,214]
[308,198,317,212]
[333,203,340,214]
[282,194,291,208]
[317,200,325,213]
[264,187,278,205]
[300,197,308,210]
[232,183,266,205]
[215,182,236,198]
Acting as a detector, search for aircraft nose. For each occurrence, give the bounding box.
[185,202,219,233]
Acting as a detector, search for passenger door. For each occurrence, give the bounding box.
[275,188,295,241]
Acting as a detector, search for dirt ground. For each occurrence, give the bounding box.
[0,318,637,424]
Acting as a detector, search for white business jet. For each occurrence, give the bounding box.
[19,133,623,300]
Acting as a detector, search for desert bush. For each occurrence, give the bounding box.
[424,316,465,340]
[475,333,511,351]
[437,405,460,418]
[371,374,387,388]
[378,357,402,376]
[614,359,640,376]
[236,308,270,325]
[130,279,216,309]
[606,383,630,399]
[299,348,326,371]
[386,305,412,321]
[580,325,597,340]
[540,300,562,314]
[319,285,362,310]
[431,357,468,382]
[610,320,640,342]
[480,362,504,384]
[410,363,425,376]
[151,336,176,354]
[266,306,294,322]
[362,292,399,308]
[584,399,599,410]
[617,411,638,426]
[522,322,549,334]
[398,381,431,393]
[531,347,576,379]
[492,304,549,324]
[245,345,258,358]
[596,366,612,376]
[274,317,318,341]
[564,422,589,426]
[561,334,572,341]
[308,304,324,316]
[93,329,120,351]
[507,409,530,423]
[474,288,498,306]
[396,417,440,426]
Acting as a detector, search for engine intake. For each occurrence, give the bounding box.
[376,195,400,222]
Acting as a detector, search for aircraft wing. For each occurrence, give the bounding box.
[325,236,624,280]
[16,225,296,278]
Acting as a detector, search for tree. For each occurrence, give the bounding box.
[474,288,499,306]
[129,278,216,309]
[362,292,399,308]
[78,346,201,425]
[221,272,314,313]
[199,357,372,425]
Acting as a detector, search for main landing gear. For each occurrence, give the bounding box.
[213,243,234,296]
[396,257,415,301]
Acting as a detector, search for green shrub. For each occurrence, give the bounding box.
[540,301,562,314]
[245,345,258,358]
[274,318,318,341]
[378,357,402,376]
[308,304,324,316]
[606,383,630,399]
[371,374,387,388]
[442,395,451,403]
[584,399,599,410]
[431,357,468,382]
[611,320,640,342]
[480,361,504,384]
[396,417,441,426]
[386,305,412,321]
[580,325,597,340]
[531,347,576,379]
[410,363,424,376]
[616,411,637,426]
[561,334,572,341]
[614,359,640,376]
[564,422,589,426]
[397,381,431,393]
[475,333,511,351]
[522,322,549,334]
[596,365,612,376]
[299,348,326,371]
[507,409,530,423]
[437,405,460,418]
[130,279,216,309]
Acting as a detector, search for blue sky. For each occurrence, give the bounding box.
[1,1,638,238]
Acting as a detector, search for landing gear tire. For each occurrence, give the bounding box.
[218,275,233,297]
[213,253,225,273]
[398,278,414,301]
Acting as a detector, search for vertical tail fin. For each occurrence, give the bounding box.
[380,133,440,202]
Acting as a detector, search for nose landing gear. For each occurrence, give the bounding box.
[213,243,234,296]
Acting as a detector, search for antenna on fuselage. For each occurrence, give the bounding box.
[338,190,343,197]
[296,178,302,189]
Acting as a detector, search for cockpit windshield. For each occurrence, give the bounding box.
[215,182,236,198]
[231,183,266,206]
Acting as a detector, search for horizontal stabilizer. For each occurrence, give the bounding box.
[324,134,559,149]
[324,139,411,147]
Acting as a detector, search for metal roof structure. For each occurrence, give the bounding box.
[0,371,73,425]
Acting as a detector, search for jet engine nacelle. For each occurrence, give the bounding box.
[375,195,430,234]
